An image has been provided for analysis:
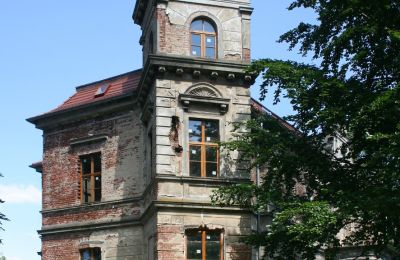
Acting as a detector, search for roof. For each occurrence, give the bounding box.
[250,98,297,132]
[50,69,141,113]
[27,70,142,126]
[29,161,43,173]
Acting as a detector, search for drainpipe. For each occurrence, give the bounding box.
[256,165,261,260]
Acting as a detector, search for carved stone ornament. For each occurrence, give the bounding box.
[187,87,219,98]
[179,84,230,114]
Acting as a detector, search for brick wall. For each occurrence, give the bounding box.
[41,226,144,260]
[42,109,144,211]
[155,211,252,260]
[42,233,87,260]
[154,3,249,61]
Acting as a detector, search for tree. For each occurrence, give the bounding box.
[212,0,400,259]
[0,174,8,244]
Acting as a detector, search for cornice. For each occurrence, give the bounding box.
[137,54,256,106]
[27,92,137,131]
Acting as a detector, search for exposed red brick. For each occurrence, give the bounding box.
[243,48,251,61]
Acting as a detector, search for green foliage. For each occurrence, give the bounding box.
[262,202,339,260]
[212,0,400,258]
[0,174,9,244]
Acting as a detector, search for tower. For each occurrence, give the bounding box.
[133,0,255,259]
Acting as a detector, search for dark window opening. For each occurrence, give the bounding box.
[80,248,101,260]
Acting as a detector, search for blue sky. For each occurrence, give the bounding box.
[0,1,315,259]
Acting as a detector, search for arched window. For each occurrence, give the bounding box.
[190,18,217,58]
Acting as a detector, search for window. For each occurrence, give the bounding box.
[80,248,101,260]
[187,229,223,260]
[80,153,101,203]
[189,119,219,177]
[94,84,109,97]
[190,18,217,58]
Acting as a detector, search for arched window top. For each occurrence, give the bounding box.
[190,18,216,33]
[190,18,217,58]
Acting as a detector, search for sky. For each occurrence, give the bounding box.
[0,1,315,259]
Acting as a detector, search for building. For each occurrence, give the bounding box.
[28,0,261,259]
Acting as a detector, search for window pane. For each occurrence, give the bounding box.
[206,146,218,162]
[190,145,201,161]
[190,162,201,177]
[95,175,101,189]
[205,36,215,47]
[206,162,218,177]
[93,248,101,260]
[83,177,91,203]
[93,154,101,173]
[191,34,201,46]
[81,157,91,174]
[81,250,91,260]
[204,121,219,142]
[205,47,215,58]
[187,232,202,260]
[191,46,201,57]
[95,189,101,202]
[206,232,220,259]
[94,175,101,201]
[191,20,203,31]
[204,21,215,33]
[189,120,202,141]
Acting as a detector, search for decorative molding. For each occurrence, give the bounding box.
[193,70,201,78]
[210,71,219,80]
[70,135,108,146]
[187,87,219,98]
[179,94,231,114]
[176,68,184,75]
[227,73,236,81]
[136,54,255,106]
[179,83,230,114]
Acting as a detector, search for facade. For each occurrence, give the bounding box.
[28,0,259,259]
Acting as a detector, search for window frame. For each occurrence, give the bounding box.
[190,18,217,59]
[80,153,102,203]
[188,118,220,178]
[80,247,101,260]
[186,228,224,260]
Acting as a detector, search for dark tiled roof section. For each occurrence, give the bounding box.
[49,69,141,113]
[29,161,43,173]
[250,98,297,132]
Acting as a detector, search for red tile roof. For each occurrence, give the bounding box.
[49,69,141,114]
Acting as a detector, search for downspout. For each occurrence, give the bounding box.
[256,121,264,259]
[256,165,261,260]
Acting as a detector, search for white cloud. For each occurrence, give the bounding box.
[0,185,41,204]
[10,257,22,260]
[7,256,22,260]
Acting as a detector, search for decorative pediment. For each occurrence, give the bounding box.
[187,87,219,98]
[179,83,230,114]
